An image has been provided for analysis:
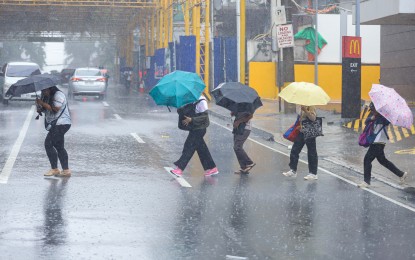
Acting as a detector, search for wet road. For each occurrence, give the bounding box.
[1,86,415,259]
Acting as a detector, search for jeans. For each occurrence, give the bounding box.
[233,129,253,169]
[175,128,216,171]
[45,124,71,170]
[363,143,404,184]
[289,132,318,175]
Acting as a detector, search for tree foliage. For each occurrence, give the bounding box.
[0,42,46,69]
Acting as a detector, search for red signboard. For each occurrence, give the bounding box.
[342,36,362,58]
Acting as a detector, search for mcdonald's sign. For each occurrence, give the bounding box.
[342,36,362,58]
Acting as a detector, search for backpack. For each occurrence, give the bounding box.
[358,119,389,147]
[177,99,203,131]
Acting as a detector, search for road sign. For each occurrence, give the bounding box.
[275,6,287,25]
[276,24,294,48]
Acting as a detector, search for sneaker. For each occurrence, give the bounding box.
[282,169,297,177]
[400,172,408,184]
[234,169,243,174]
[304,173,318,180]
[55,169,71,177]
[44,168,60,177]
[204,167,219,176]
[170,167,183,177]
[357,181,370,188]
[242,163,256,173]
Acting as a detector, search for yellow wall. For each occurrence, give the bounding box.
[249,62,277,99]
[248,62,380,101]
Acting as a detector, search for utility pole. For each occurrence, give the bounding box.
[314,0,319,85]
[356,0,360,37]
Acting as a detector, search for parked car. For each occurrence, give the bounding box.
[60,68,75,86]
[68,68,107,100]
[0,62,42,105]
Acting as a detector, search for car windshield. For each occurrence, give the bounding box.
[76,69,102,77]
[6,65,41,77]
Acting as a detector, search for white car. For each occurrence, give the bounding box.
[0,62,42,105]
[68,68,107,100]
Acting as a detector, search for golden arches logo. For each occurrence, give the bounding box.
[349,40,360,55]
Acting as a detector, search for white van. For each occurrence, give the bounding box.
[0,62,41,105]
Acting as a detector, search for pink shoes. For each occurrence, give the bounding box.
[170,167,183,177]
[204,167,219,177]
[171,166,219,177]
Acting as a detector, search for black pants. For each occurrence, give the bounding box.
[233,129,253,169]
[45,124,71,170]
[289,132,318,175]
[175,128,216,171]
[363,143,404,184]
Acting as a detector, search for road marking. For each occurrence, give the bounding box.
[402,128,410,138]
[114,114,122,120]
[395,148,415,155]
[102,101,109,107]
[387,126,395,143]
[164,167,192,188]
[226,256,248,260]
[393,126,402,141]
[0,106,35,184]
[131,133,145,143]
[211,120,415,213]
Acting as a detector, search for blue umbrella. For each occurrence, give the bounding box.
[149,70,205,108]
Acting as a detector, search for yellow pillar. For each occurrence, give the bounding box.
[193,0,201,75]
[204,0,210,92]
[163,0,168,48]
[158,3,163,49]
[150,13,155,55]
[169,0,173,43]
[184,0,190,36]
[240,0,246,83]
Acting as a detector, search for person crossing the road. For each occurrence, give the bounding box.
[282,105,319,180]
[170,96,219,177]
[358,103,408,188]
[232,111,256,174]
[36,86,72,178]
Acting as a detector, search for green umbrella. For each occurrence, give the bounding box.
[149,70,206,108]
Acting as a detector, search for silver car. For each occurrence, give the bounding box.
[68,68,106,100]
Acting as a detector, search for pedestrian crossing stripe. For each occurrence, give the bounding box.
[343,106,415,144]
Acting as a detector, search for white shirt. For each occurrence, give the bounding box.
[45,91,71,125]
[195,96,208,113]
[373,123,389,143]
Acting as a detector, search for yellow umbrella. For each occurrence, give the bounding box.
[278,82,330,106]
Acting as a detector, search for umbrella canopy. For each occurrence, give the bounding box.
[278,82,330,106]
[369,84,413,129]
[149,70,206,108]
[6,73,61,97]
[211,82,262,113]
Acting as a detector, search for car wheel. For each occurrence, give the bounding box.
[3,99,8,105]
[98,94,105,100]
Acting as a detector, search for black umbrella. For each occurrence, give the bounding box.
[211,82,263,113]
[6,73,61,97]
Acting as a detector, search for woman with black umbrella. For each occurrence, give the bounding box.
[36,86,72,177]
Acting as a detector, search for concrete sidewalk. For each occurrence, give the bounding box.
[209,99,415,189]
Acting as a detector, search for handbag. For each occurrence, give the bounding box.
[44,104,67,131]
[301,117,324,140]
[177,100,203,131]
[232,122,246,135]
[283,115,300,142]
